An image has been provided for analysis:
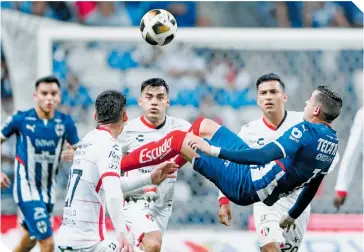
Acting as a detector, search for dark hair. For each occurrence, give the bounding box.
[141,78,169,94]
[35,76,60,89]
[256,73,285,91]
[315,86,343,123]
[95,90,126,124]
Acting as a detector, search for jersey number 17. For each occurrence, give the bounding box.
[64,169,83,207]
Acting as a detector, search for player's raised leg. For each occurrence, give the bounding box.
[120,116,249,171]
[120,118,257,205]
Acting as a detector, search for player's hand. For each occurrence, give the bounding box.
[0,172,11,188]
[218,203,232,226]
[333,194,347,209]
[280,215,296,232]
[151,161,179,185]
[118,233,134,252]
[188,138,212,155]
[61,142,75,163]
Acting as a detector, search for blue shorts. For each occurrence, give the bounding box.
[18,201,54,240]
[193,126,260,206]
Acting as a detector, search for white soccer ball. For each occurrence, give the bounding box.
[140,9,177,46]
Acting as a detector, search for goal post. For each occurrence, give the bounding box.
[37,26,364,77]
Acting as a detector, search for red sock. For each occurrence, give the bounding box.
[120,130,187,171]
[171,116,205,168]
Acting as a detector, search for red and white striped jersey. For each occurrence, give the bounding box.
[57,128,121,249]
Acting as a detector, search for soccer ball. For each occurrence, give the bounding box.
[140,9,177,46]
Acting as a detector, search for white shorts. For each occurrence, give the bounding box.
[253,201,310,250]
[123,199,171,246]
[57,240,118,252]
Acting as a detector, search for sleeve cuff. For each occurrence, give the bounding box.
[0,132,8,140]
[336,190,347,197]
[71,142,80,148]
[211,146,221,157]
[219,197,230,206]
[286,214,296,222]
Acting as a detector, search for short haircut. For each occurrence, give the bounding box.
[35,76,60,89]
[256,73,285,91]
[314,86,343,123]
[141,78,169,94]
[95,90,126,124]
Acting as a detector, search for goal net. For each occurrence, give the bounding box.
[1,9,363,230]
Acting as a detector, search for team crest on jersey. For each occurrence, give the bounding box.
[55,124,65,137]
[260,227,270,236]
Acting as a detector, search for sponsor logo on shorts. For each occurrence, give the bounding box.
[34,207,47,220]
[36,220,48,234]
[139,137,173,163]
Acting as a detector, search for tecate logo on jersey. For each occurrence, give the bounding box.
[139,137,173,163]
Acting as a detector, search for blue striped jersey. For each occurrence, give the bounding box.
[1,109,79,204]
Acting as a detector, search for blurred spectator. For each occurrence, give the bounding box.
[198,95,223,125]
[335,1,363,27]
[149,1,211,27]
[205,51,238,89]
[275,2,304,27]
[1,1,20,10]
[85,2,132,26]
[48,2,74,22]
[157,44,206,92]
[303,2,350,27]
[60,72,93,122]
[1,54,14,114]
[18,1,57,19]
[75,1,97,22]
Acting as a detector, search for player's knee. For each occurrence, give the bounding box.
[261,242,281,252]
[38,236,54,252]
[144,240,162,252]
[21,238,37,251]
[199,118,221,139]
[142,233,162,252]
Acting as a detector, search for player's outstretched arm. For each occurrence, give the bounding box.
[280,174,324,232]
[191,122,309,165]
[286,174,324,221]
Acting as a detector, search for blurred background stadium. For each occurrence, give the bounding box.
[1,1,363,251]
